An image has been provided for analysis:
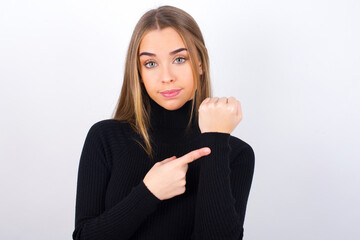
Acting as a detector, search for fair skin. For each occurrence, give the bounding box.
[139,27,199,111]
[140,27,243,200]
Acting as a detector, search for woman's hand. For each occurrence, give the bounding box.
[143,147,211,201]
[198,96,242,134]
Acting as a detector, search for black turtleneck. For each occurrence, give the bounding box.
[73,98,255,240]
[149,97,200,145]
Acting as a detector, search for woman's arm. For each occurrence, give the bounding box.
[72,123,161,240]
[191,132,255,240]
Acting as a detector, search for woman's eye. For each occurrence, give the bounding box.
[145,61,157,68]
[174,57,186,64]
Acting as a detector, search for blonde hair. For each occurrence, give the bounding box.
[112,5,212,160]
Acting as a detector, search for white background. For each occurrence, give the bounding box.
[1,0,359,239]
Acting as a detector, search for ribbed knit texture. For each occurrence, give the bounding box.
[72,97,255,240]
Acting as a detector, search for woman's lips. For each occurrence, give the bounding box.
[160,89,182,98]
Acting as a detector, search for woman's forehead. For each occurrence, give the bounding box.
[139,27,186,55]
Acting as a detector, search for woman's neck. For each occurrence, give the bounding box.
[148,97,200,144]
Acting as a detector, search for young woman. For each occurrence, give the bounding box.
[73,5,255,240]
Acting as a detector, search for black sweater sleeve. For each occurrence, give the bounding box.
[191,132,255,240]
[72,124,162,240]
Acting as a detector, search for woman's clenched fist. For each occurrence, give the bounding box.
[198,96,242,134]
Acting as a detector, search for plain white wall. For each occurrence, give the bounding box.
[1,0,359,239]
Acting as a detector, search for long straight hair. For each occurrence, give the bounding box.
[112,5,212,160]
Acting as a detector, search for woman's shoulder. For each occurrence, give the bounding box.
[229,135,255,166]
[87,119,134,139]
[90,118,129,129]
[229,135,254,152]
[89,118,128,130]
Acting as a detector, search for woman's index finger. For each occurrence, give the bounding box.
[180,147,211,164]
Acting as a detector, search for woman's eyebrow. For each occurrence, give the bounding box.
[170,47,187,55]
[139,48,187,57]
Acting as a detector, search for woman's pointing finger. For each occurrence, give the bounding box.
[179,147,211,165]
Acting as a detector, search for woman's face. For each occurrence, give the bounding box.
[139,27,198,111]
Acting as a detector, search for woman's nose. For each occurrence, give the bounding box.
[160,64,174,83]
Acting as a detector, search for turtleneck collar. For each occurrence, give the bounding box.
[149,97,201,144]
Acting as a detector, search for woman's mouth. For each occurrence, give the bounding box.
[160,89,182,99]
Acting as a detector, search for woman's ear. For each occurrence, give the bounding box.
[199,62,203,75]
